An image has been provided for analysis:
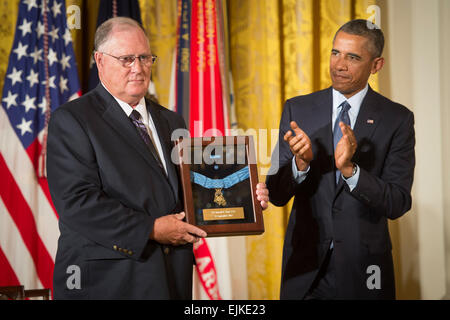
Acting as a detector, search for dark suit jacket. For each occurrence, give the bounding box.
[266,86,415,300]
[47,84,192,299]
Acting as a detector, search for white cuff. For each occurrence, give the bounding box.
[292,156,310,184]
[342,164,360,191]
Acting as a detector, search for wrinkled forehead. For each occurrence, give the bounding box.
[100,25,150,53]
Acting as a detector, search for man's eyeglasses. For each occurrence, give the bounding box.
[100,52,157,68]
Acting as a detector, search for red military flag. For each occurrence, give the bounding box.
[173,0,238,300]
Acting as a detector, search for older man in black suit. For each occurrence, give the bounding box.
[47,17,268,299]
[267,20,415,299]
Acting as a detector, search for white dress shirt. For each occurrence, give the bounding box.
[292,84,369,191]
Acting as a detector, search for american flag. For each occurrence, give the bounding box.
[0,0,80,292]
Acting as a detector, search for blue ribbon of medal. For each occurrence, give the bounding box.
[190,166,250,189]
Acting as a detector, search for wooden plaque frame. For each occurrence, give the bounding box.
[176,136,264,237]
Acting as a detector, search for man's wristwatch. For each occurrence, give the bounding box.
[350,163,357,177]
[344,163,357,179]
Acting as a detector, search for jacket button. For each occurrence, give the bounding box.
[113,245,118,251]
[164,247,170,255]
[128,251,133,256]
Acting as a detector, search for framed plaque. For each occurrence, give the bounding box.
[176,136,264,237]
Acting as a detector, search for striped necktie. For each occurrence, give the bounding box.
[333,101,351,183]
[129,109,165,173]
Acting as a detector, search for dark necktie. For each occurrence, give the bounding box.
[129,109,165,173]
[333,101,351,183]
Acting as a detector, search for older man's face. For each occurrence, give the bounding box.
[95,26,152,106]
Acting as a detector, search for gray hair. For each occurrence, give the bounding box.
[94,17,148,52]
[334,19,385,58]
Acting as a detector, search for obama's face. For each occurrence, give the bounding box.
[330,31,384,98]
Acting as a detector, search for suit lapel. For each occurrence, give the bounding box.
[352,86,381,149]
[95,84,154,169]
[147,100,179,197]
[94,85,165,170]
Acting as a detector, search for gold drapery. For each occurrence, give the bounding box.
[0,0,378,300]
[0,0,21,96]
[228,0,286,299]
[139,0,178,109]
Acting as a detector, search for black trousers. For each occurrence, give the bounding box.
[304,248,337,300]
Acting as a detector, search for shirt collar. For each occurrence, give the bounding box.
[332,84,368,122]
[101,82,147,120]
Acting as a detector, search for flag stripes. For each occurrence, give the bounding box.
[189,0,226,136]
[25,137,59,217]
[0,245,21,286]
[0,198,42,289]
[0,153,54,289]
[0,107,59,260]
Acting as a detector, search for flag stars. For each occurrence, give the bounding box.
[59,77,68,93]
[51,1,62,18]
[49,27,59,43]
[26,69,39,88]
[29,47,43,64]
[2,0,81,149]
[37,21,45,38]
[23,0,37,11]
[18,18,32,37]
[44,75,57,89]
[47,48,58,67]
[16,118,33,136]
[38,97,48,115]
[13,42,28,61]
[60,53,71,71]
[63,28,72,46]
[7,67,23,86]
[50,76,57,89]
[2,91,18,109]
[22,94,36,113]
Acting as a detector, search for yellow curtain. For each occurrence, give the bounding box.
[227,0,286,300]
[139,0,178,107]
[0,0,378,300]
[0,0,21,96]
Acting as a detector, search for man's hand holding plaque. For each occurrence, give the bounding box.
[256,183,269,210]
